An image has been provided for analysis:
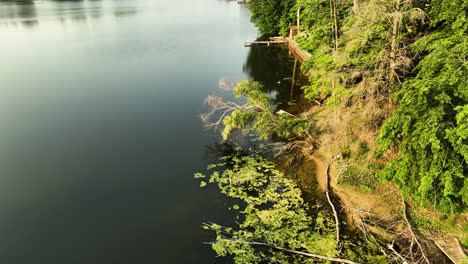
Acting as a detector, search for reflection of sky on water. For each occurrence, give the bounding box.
[0,1,259,263]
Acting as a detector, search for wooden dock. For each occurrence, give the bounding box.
[433,238,467,263]
[244,40,288,47]
[285,37,311,62]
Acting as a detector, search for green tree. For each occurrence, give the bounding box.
[377,0,468,213]
[339,0,425,92]
[249,0,297,36]
[294,0,350,103]
[297,0,426,104]
[202,81,318,142]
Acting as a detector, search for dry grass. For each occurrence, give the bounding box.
[286,78,468,261]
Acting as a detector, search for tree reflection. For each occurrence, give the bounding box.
[113,7,138,18]
[243,46,310,113]
[0,0,38,28]
[0,0,139,29]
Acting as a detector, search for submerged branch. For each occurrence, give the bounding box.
[205,239,361,264]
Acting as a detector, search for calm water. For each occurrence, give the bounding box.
[0,1,305,263]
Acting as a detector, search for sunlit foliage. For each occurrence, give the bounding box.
[196,153,387,263]
[220,81,318,141]
[377,0,468,213]
[249,0,296,36]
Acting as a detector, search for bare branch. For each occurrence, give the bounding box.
[325,158,341,247]
[218,78,238,91]
[387,243,411,264]
[207,239,361,264]
[201,95,255,129]
[400,195,431,264]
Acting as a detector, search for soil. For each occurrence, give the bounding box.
[308,154,400,231]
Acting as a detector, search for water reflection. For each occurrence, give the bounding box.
[206,47,311,155]
[0,0,139,29]
[0,1,257,263]
[0,0,37,27]
[113,8,137,18]
[243,46,310,113]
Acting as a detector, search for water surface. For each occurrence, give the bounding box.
[0,1,304,263]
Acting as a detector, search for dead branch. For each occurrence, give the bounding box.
[388,243,411,264]
[201,95,258,129]
[400,196,431,264]
[343,204,375,216]
[325,158,341,247]
[218,78,238,91]
[356,220,381,247]
[206,239,361,264]
[355,200,437,264]
[272,134,318,155]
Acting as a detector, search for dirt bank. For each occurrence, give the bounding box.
[308,153,400,231]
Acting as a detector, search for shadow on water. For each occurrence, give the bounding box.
[243,46,311,113]
[203,44,317,191]
[242,46,326,210]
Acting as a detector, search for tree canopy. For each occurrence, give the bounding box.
[249,0,296,36]
[377,0,468,212]
[247,0,467,213]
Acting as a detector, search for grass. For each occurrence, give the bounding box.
[408,205,468,245]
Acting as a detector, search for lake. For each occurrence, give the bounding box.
[0,0,306,263]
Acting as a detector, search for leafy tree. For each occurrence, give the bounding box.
[203,81,319,142]
[298,0,425,103]
[294,0,350,103]
[249,0,297,36]
[339,0,425,93]
[294,0,335,50]
[377,0,468,213]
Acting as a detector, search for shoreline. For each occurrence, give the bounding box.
[284,40,467,262]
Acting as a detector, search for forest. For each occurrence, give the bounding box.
[198,0,467,263]
[249,0,467,213]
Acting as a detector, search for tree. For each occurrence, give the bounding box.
[377,0,468,213]
[339,0,426,94]
[293,0,352,103]
[249,0,297,36]
[202,80,319,143]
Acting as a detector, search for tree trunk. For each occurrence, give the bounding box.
[330,0,339,52]
[389,0,401,84]
[297,8,300,30]
[352,0,359,14]
[291,58,297,102]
